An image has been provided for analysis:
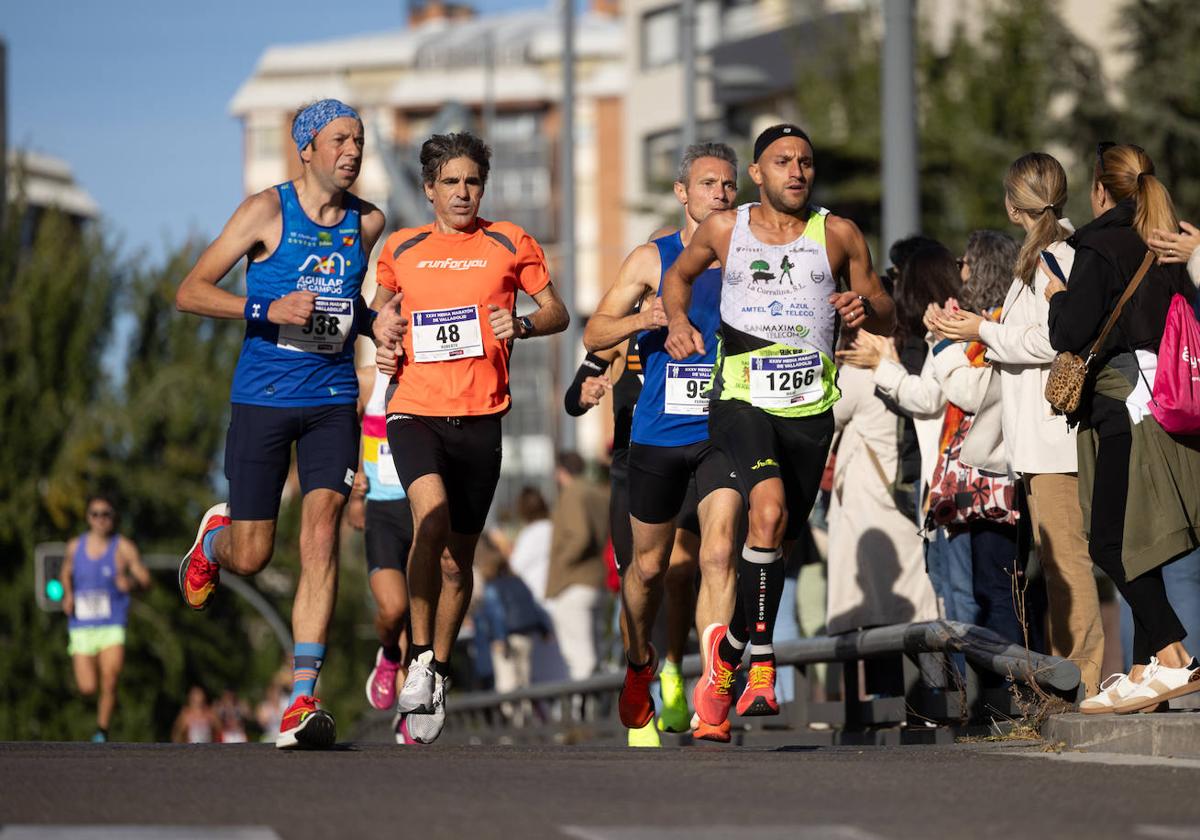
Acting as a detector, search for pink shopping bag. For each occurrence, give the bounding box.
[1151,293,1200,435]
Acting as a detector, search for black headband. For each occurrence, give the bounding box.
[753,124,812,162]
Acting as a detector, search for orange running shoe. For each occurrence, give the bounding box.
[276,695,337,750]
[693,623,739,726]
[736,659,779,717]
[692,717,732,744]
[618,645,658,729]
[178,503,230,611]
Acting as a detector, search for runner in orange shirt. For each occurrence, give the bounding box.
[373,131,568,743]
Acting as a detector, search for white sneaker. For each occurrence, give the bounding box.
[397,651,435,714]
[1079,673,1137,715]
[1113,657,1200,714]
[407,673,448,745]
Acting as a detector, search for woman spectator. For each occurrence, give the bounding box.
[508,487,553,605]
[934,153,1104,695]
[1046,143,1200,713]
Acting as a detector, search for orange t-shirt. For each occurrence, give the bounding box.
[376,218,551,417]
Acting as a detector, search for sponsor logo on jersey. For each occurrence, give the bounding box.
[318,231,334,247]
[286,231,319,247]
[342,236,357,247]
[416,258,488,271]
[810,271,828,284]
[299,253,348,276]
[751,458,778,470]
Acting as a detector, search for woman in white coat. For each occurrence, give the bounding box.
[934,153,1104,695]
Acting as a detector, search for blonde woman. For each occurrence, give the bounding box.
[935,153,1104,695]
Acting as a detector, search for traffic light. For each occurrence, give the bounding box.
[34,542,67,613]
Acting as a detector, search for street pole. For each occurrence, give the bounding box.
[881,0,919,262]
[680,0,697,151]
[483,28,496,138]
[558,0,577,451]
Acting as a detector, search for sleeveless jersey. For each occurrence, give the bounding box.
[631,232,722,447]
[713,203,841,417]
[363,370,407,502]
[611,337,642,454]
[68,535,129,630]
[230,182,366,407]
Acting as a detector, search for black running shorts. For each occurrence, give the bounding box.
[225,403,358,521]
[708,399,834,541]
[627,440,738,527]
[365,498,414,574]
[385,414,502,535]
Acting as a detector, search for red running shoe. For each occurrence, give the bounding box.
[178,503,229,611]
[618,645,658,729]
[693,623,739,726]
[276,695,337,750]
[736,659,779,717]
[693,718,732,743]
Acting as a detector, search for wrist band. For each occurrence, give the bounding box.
[244,296,272,322]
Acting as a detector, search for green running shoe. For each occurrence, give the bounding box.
[657,667,691,733]
[627,718,661,748]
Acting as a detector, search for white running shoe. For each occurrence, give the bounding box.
[407,672,449,745]
[1079,673,1137,715]
[397,651,435,714]
[1113,657,1200,714]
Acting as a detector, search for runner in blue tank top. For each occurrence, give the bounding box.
[582,143,744,743]
[61,494,150,743]
[174,100,406,751]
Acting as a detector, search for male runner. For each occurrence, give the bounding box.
[175,99,404,749]
[662,124,894,728]
[61,494,151,742]
[374,131,568,744]
[349,364,415,745]
[583,141,743,742]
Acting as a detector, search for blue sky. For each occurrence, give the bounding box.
[3,0,550,263]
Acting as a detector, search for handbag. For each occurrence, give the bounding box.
[925,412,1018,528]
[1044,251,1155,414]
[1150,293,1200,435]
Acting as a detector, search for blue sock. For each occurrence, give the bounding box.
[290,642,326,702]
[201,525,225,565]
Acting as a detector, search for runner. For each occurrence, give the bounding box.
[348,364,415,745]
[374,131,568,745]
[662,125,894,729]
[174,99,404,750]
[61,494,150,743]
[583,142,743,743]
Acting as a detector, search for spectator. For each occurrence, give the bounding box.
[545,452,610,681]
[509,487,553,604]
[255,671,289,743]
[214,689,250,743]
[172,686,218,744]
[1047,143,1200,713]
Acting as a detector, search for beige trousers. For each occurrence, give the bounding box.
[1024,472,1105,695]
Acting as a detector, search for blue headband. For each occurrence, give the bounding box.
[292,99,360,153]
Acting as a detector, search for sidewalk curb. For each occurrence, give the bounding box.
[1043,711,1200,758]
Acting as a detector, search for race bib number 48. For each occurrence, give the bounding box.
[664,363,713,415]
[277,297,353,354]
[749,352,824,409]
[412,306,485,363]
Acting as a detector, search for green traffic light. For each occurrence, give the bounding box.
[46,579,64,602]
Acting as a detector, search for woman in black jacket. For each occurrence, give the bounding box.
[1047,143,1200,714]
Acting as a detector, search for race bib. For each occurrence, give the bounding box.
[664,363,713,416]
[411,306,485,363]
[277,297,353,354]
[749,351,824,409]
[75,591,112,621]
[376,442,402,487]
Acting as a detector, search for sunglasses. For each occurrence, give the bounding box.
[88,509,114,519]
[956,258,970,270]
[1096,141,1146,174]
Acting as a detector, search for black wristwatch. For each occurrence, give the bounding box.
[517,315,534,338]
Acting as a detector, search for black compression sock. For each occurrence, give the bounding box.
[433,659,452,678]
[410,644,432,665]
[738,545,784,658]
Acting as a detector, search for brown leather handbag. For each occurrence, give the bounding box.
[1044,251,1154,414]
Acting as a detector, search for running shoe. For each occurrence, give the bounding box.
[692,715,732,744]
[693,623,739,726]
[90,731,107,743]
[365,647,402,711]
[393,712,415,745]
[1079,673,1137,715]
[178,503,230,611]
[397,650,435,714]
[627,718,661,748]
[1113,657,1200,714]
[736,659,779,717]
[618,645,658,729]
[657,666,690,733]
[407,673,449,744]
[276,695,336,750]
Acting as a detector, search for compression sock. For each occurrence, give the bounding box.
[738,545,784,662]
[290,642,326,702]
[409,643,433,665]
[382,642,403,664]
[433,658,452,679]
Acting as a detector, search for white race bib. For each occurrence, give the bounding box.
[749,352,824,409]
[277,296,353,354]
[75,591,112,621]
[411,306,485,363]
[664,363,713,416]
[376,441,402,487]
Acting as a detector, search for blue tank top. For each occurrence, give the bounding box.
[230,183,366,407]
[68,535,129,630]
[630,232,722,447]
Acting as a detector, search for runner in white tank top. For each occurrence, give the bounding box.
[660,124,896,727]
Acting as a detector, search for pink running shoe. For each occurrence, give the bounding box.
[365,647,402,711]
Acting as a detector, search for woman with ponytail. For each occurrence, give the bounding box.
[935,153,1104,696]
[1045,143,1200,714]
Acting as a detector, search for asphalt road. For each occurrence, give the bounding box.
[2,740,1199,839]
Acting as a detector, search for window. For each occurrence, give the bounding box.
[247,123,282,162]
[643,128,682,189]
[641,5,681,69]
[491,112,538,143]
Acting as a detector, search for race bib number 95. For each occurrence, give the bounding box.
[664,363,713,415]
[749,352,824,409]
[277,297,352,354]
[412,306,485,363]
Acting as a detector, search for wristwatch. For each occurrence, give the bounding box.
[517,315,534,338]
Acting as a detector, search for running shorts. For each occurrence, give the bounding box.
[627,440,738,527]
[68,625,126,656]
[365,498,414,574]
